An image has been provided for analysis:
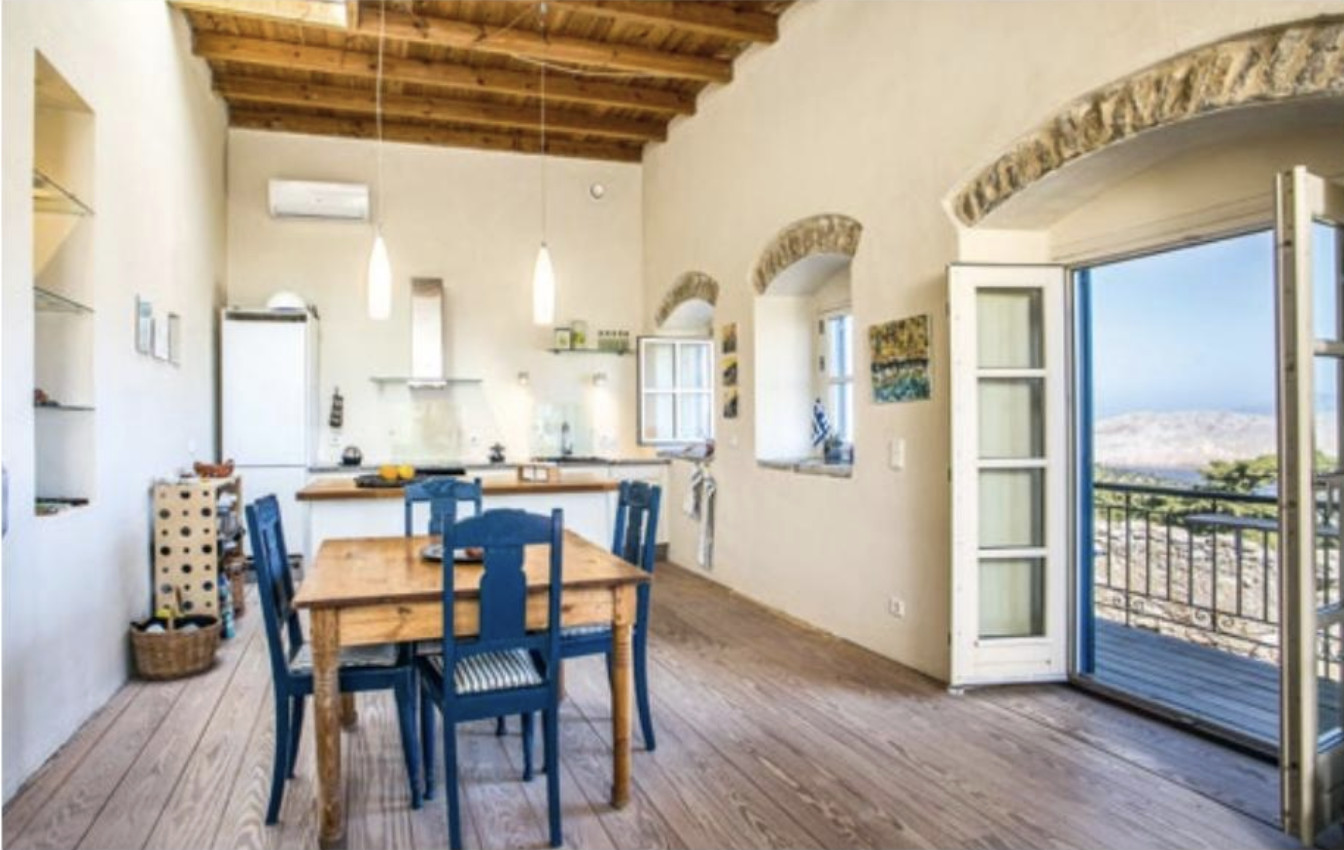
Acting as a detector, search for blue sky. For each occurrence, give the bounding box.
[1089,230,1277,419]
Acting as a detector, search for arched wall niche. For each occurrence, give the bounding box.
[751,213,862,295]
[950,16,1344,230]
[752,213,863,467]
[655,271,719,333]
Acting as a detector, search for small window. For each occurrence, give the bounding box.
[638,337,714,445]
[819,311,854,444]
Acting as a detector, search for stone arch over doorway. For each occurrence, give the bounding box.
[951,16,1344,227]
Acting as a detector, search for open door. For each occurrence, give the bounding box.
[949,264,1068,687]
[1277,166,1344,844]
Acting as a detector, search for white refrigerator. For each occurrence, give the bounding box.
[221,309,319,560]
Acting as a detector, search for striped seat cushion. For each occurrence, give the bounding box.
[290,643,398,674]
[561,624,611,639]
[425,648,545,695]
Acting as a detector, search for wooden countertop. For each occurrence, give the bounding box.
[296,476,620,502]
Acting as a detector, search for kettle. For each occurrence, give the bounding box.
[341,446,363,467]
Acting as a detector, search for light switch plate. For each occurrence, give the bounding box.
[889,438,906,470]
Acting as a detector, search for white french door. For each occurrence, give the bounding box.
[1276,166,1344,845]
[949,265,1068,687]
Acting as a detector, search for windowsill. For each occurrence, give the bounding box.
[757,458,854,478]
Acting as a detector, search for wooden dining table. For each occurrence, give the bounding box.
[293,530,650,848]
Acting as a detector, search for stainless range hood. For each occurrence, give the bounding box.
[370,277,482,387]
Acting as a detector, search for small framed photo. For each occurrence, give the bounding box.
[167,313,182,366]
[152,311,170,361]
[135,296,153,354]
[553,327,573,350]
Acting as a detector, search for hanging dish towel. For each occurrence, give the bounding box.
[697,465,716,570]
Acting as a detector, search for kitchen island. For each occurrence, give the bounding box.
[297,476,622,555]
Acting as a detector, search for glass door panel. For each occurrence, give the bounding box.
[979,558,1045,638]
[978,379,1044,458]
[977,289,1043,369]
[978,470,1044,548]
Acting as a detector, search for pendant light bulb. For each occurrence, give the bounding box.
[533,241,555,326]
[368,229,392,321]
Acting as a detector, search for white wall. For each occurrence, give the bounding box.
[226,130,647,465]
[2,2,227,798]
[642,0,1342,680]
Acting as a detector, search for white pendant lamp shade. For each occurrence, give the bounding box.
[532,241,556,326]
[367,230,392,320]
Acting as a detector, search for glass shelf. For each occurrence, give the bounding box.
[547,348,631,356]
[35,403,95,412]
[34,286,93,314]
[33,168,93,216]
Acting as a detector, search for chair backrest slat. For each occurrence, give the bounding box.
[441,509,563,675]
[404,477,484,536]
[245,495,304,679]
[612,481,661,574]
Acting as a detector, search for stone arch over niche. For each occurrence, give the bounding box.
[951,16,1344,227]
[655,271,720,328]
[751,213,863,294]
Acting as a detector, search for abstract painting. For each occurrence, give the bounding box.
[869,314,931,403]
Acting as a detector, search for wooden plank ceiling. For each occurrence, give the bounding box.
[175,0,792,162]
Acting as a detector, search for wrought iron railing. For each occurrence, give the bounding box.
[1092,481,1343,675]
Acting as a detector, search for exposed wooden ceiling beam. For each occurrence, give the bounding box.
[353,8,732,83]
[171,0,348,28]
[193,33,696,115]
[556,1,778,44]
[215,76,666,141]
[230,108,644,162]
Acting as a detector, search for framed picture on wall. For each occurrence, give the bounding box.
[135,296,153,354]
[152,310,170,361]
[167,313,181,366]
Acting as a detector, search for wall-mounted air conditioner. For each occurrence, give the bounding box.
[267,179,369,221]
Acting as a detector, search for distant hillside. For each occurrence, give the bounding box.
[1095,411,1338,470]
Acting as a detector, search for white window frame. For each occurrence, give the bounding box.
[637,336,714,446]
[817,308,855,445]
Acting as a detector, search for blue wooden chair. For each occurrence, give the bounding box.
[417,508,564,850]
[562,480,662,750]
[404,478,526,748]
[245,495,422,825]
[404,476,483,535]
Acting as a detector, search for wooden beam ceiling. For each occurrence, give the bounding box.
[353,9,733,83]
[193,33,697,115]
[556,1,779,43]
[215,76,666,141]
[175,1,793,161]
[230,108,644,162]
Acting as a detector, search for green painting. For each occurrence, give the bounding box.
[869,314,931,403]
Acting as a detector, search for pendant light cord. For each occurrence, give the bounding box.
[539,2,548,244]
[375,0,387,229]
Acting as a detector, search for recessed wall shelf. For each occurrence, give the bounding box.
[33,168,93,216]
[369,377,484,387]
[546,348,630,356]
[35,403,95,412]
[34,286,93,314]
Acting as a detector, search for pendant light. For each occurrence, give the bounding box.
[366,0,392,320]
[531,4,556,326]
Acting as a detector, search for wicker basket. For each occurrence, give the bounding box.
[130,616,221,680]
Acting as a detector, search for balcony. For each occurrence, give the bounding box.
[1089,481,1342,754]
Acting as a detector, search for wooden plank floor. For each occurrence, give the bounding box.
[4,565,1295,850]
[1092,619,1341,753]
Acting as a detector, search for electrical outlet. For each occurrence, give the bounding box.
[887,596,906,619]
